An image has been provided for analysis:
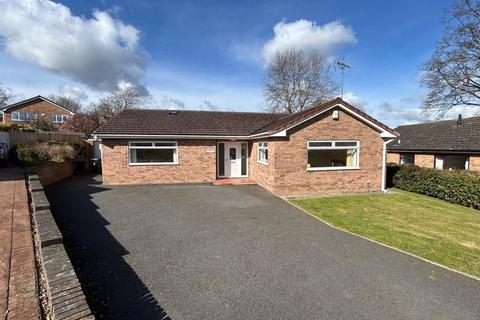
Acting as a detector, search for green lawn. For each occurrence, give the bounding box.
[290,189,480,277]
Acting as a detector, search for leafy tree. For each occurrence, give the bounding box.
[422,0,480,116]
[263,49,339,114]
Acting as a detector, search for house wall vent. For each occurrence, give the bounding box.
[332,110,339,120]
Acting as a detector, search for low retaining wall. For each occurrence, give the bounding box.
[27,173,94,320]
[33,161,74,186]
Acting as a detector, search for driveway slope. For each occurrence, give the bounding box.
[46,175,480,320]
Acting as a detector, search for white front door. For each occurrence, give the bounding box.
[224,142,242,177]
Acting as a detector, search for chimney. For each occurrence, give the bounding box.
[457,114,463,126]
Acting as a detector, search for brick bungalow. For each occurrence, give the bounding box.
[94,98,398,197]
[387,116,480,171]
[0,95,75,125]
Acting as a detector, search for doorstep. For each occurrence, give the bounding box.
[213,178,257,186]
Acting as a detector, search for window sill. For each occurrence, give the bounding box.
[257,160,268,166]
[128,162,179,166]
[306,167,360,172]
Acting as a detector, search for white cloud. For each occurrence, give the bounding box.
[262,20,357,64]
[342,92,367,109]
[58,84,88,101]
[0,0,148,93]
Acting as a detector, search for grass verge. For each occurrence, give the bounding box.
[290,189,480,278]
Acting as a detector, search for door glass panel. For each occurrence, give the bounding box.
[241,143,247,176]
[218,143,225,176]
[230,148,236,160]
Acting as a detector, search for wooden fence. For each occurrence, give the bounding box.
[9,131,85,146]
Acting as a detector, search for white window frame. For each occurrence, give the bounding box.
[51,114,68,123]
[128,141,178,166]
[11,111,37,121]
[306,140,360,171]
[257,142,268,165]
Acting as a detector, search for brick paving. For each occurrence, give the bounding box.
[0,168,40,320]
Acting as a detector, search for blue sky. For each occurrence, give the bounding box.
[1,0,475,127]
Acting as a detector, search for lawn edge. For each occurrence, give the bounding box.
[285,198,480,282]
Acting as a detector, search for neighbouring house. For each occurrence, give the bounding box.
[94,97,398,197]
[387,115,480,171]
[0,95,75,125]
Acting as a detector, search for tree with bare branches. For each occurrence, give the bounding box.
[263,49,339,114]
[0,83,13,108]
[96,87,145,121]
[422,0,480,116]
[48,95,83,113]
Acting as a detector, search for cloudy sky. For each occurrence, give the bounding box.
[0,0,478,127]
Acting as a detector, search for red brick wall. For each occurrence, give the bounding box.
[3,100,71,125]
[34,161,74,186]
[387,152,400,164]
[469,155,480,171]
[415,154,435,168]
[249,141,276,193]
[101,139,217,185]
[267,109,385,196]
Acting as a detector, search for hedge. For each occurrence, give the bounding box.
[12,141,78,166]
[393,165,480,210]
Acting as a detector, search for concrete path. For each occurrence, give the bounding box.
[47,174,480,320]
[0,168,40,320]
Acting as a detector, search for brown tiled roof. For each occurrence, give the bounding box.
[254,97,397,135]
[387,116,480,153]
[95,109,284,136]
[95,98,397,137]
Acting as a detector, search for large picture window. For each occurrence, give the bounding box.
[11,111,37,121]
[435,155,468,170]
[129,141,178,165]
[257,142,268,164]
[307,141,359,170]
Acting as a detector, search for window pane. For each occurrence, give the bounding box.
[130,148,175,163]
[308,149,357,168]
[445,155,468,170]
[309,141,332,148]
[400,153,414,165]
[155,142,176,147]
[241,143,247,175]
[218,143,224,176]
[335,141,357,147]
[435,156,444,169]
[131,142,153,147]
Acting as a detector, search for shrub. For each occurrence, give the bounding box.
[13,141,77,165]
[393,165,480,210]
[15,146,39,165]
[0,123,37,132]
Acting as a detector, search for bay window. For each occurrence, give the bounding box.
[129,141,178,165]
[307,140,359,170]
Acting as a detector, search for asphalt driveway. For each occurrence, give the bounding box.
[46,174,480,320]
